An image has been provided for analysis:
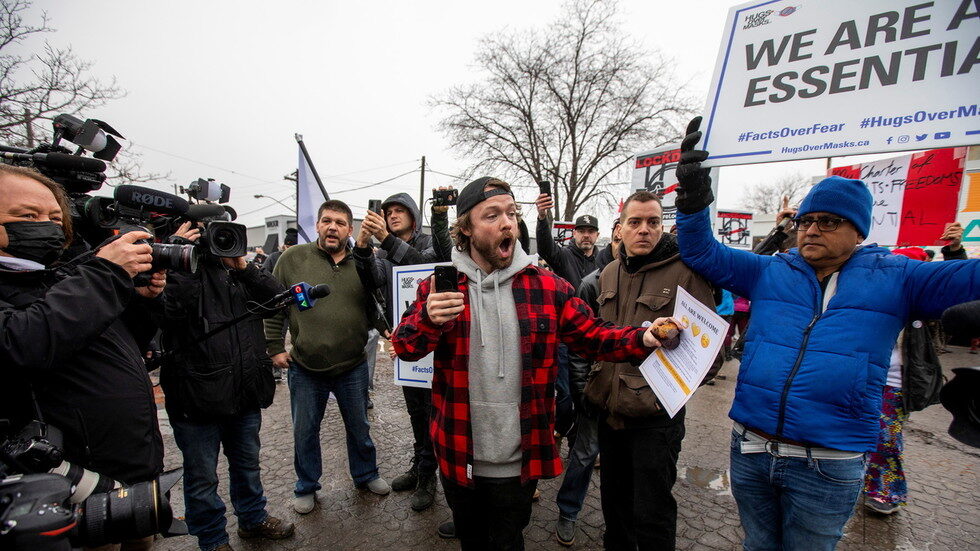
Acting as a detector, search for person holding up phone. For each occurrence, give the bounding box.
[392,176,680,550]
[358,190,454,512]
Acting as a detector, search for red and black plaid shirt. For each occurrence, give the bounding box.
[392,264,651,488]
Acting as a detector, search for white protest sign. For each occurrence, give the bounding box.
[391,261,448,389]
[639,286,728,418]
[631,145,720,225]
[716,209,753,249]
[701,0,979,167]
[552,220,575,247]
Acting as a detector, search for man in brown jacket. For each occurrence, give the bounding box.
[586,190,716,550]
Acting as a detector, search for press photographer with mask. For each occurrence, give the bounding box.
[154,220,293,551]
[0,164,166,549]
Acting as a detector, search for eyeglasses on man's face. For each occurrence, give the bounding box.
[793,216,847,232]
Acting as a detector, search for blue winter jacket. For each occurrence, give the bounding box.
[677,208,980,452]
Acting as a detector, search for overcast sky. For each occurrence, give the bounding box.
[25,0,896,232]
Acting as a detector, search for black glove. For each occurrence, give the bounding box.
[674,116,714,214]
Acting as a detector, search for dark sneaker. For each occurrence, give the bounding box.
[555,517,576,546]
[392,462,419,492]
[411,472,437,511]
[438,520,456,539]
[865,499,901,515]
[238,516,295,539]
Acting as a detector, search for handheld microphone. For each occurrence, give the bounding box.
[267,283,331,311]
[0,151,107,172]
[114,185,190,216]
[289,283,331,311]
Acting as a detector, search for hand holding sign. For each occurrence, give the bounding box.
[675,117,715,215]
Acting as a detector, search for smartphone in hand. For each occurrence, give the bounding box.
[434,265,458,293]
[538,180,551,197]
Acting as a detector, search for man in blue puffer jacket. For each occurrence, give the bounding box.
[673,118,979,551]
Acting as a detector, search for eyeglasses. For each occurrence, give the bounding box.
[793,216,846,232]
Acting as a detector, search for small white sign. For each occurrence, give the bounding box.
[639,286,729,418]
[391,262,449,388]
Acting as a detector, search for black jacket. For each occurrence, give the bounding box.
[0,258,163,484]
[262,249,284,274]
[535,216,598,289]
[158,261,284,421]
[367,193,451,326]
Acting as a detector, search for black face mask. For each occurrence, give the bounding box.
[2,221,66,266]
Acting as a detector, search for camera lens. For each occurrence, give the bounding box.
[74,469,186,546]
[150,243,199,273]
[204,221,247,258]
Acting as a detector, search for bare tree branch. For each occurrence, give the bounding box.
[431,0,695,219]
[741,172,812,214]
[0,0,160,185]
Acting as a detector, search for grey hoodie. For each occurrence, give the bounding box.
[452,244,532,478]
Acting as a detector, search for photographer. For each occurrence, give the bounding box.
[0,165,165,548]
[157,221,294,551]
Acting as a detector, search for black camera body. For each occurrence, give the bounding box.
[0,114,125,250]
[432,188,458,207]
[184,203,249,259]
[0,420,186,550]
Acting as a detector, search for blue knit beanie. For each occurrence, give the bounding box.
[797,176,872,238]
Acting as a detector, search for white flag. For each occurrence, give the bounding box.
[296,137,327,244]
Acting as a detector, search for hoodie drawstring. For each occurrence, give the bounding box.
[472,269,505,378]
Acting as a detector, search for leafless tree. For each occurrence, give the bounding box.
[432,0,696,220]
[741,172,812,214]
[0,0,163,185]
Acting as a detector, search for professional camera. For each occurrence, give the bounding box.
[432,187,458,207]
[84,185,201,283]
[178,179,248,259]
[0,114,125,250]
[0,420,186,550]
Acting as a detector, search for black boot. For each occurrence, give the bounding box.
[391,460,419,492]
[411,471,437,511]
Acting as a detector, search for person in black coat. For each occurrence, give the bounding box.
[157,221,294,549]
[0,165,165,487]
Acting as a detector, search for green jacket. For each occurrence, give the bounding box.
[264,242,378,376]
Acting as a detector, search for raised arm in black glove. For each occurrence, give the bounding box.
[674,116,715,214]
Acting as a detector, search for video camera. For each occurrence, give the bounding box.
[0,420,186,551]
[81,183,248,283]
[0,114,125,249]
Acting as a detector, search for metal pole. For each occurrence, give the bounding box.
[419,156,426,208]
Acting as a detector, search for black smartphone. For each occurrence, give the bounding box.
[368,199,382,214]
[538,180,551,196]
[432,188,459,207]
[434,265,458,293]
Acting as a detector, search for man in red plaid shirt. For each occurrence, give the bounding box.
[392,177,679,550]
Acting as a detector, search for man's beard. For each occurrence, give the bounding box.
[577,240,594,253]
[471,230,515,272]
[318,234,346,255]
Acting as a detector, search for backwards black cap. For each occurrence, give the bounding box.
[456,176,514,216]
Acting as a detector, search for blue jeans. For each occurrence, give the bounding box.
[555,343,575,437]
[288,361,379,495]
[555,410,599,521]
[730,430,867,551]
[170,409,268,551]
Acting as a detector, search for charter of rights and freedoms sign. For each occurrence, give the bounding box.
[700,0,979,167]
